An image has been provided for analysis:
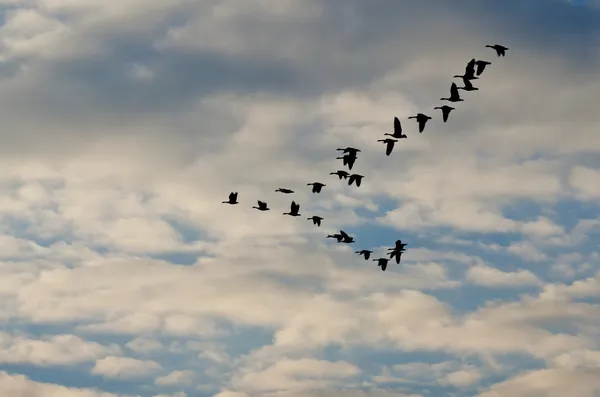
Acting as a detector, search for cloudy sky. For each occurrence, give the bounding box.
[0,0,599,396]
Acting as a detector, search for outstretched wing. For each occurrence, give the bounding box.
[386,141,395,156]
[394,117,402,134]
[339,230,349,239]
[466,58,475,76]
[258,200,265,207]
[450,82,459,97]
[292,201,299,213]
[364,251,371,260]
[230,192,237,201]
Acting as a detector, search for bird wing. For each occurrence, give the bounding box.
[229,192,236,201]
[364,251,371,260]
[450,82,459,97]
[464,78,474,89]
[394,117,402,134]
[292,201,299,212]
[339,230,349,239]
[258,200,265,206]
[386,141,394,156]
[466,59,475,74]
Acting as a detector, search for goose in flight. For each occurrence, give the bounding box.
[336,153,357,170]
[486,44,508,57]
[252,200,270,211]
[441,83,464,103]
[330,170,350,180]
[433,105,455,123]
[275,188,294,194]
[388,249,404,264]
[355,250,373,260]
[307,182,326,193]
[372,257,390,271]
[389,239,407,251]
[307,216,323,227]
[378,138,397,156]
[408,113,432,133]
[348,174,364,187]
[384,117,407,139]
[457,78,479,92]
[475,60,491,76]
[336,147,361,156]
[283,201,301,217]
[222,192,238,205]
[454,59,478,81]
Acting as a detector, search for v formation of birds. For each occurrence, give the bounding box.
[223,44,509,272]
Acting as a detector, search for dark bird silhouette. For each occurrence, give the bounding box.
[372,258,389,271]
[307,182,326,193]
[384,117,407,139]
[389,239,407,251]
[433,105,455,123]
[378,138,398,156]
[275,188,294,194]
[222,192,238,204]
[408,113,432,133]
[454,59,478,81]
[252,200,270,211]
[441,83,464,103]
[457,78,479,92]
[475,60,491,76]
[339,230,355,243]
[327,233,344,242]
[348,174,364,187]
[336,147,361,156]
[388,249,404,264]
[283,201,301,217]
[307,216,323,227]
[356,250,373,260]
[336,153,357,170]
[486,44,508,57]
[330,170,350,180]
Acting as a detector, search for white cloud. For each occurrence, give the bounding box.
[155,370,194,387]
[467,265,542,288]
[91,356,163,379]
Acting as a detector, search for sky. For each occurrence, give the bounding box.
[0,0,598,396]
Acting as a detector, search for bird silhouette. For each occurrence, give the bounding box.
[252,200,270,211]
[307,182,326,193]
[372,258,389,271]
[486,44,508,57]
[441,82,464,103]
[389,239,407,251]
[330,170,350,180]
[336,147,361,156]
[475,60,491,76]
[454,59,478,81]
[388,249,405,264]
[384,117,407,139]
[327,233,344,242]
[348,174,364,187]
[307,216,323,227]
[336,153,357,170]
[356,250,373,260]
[378,138,397,156]
[408,113,432,133]
[433,105,455,123]
[338,230,355,243]
[283,201,301,216]
[457,78,479,92]
[222,192,238,204]
[275,188,294,194]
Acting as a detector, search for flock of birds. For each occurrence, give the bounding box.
[222,44,509,272]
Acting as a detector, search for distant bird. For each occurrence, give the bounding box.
[283,201,301,217]
[486,44,508,57]
[408,113,432,133]
[378,138,398,156]
[457,78,479,92]
[475,60,491,76]
[388,249,404,264]
[372,258,390,271]
[338,230,355,243]
[454,59,478,81]
[336,153,357,170]
[222,192,238,204]
[307,216,323,227]
[389,239,407,251]
[356,250,373,260]
[441,83,464,103]
[433,105,455,123]
[336,147,361,156]
[384,117,407,139]
[348,174,364,187]
[307,182,326,193]
[275,188,294,194]
[330,170,350,180]
[252,200,269,211]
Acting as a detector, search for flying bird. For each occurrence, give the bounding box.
[330,170,350,180]
[283,201,301,217]
[388,249,404,264]
[356,250,373,260]
[307,182,326,193]
[384,117,407,139]
[252,200,270,211]
[336,153,357,170]
[454,59,478,81]
[336,147,361,156]
[485,44,508,57]
[307,216,323,227]
[275,188,294,194]
[348,174,364,187]
[338,230,355,244]
[457,78,479,92]
[222,192,238,204]
[474,60,491,76]
[372,258,390,271]
[433,105,455,123]
[388,239,407,251]
[408,113,432,133]
[441,82,464,103]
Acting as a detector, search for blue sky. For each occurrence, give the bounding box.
[0,0,598,396]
